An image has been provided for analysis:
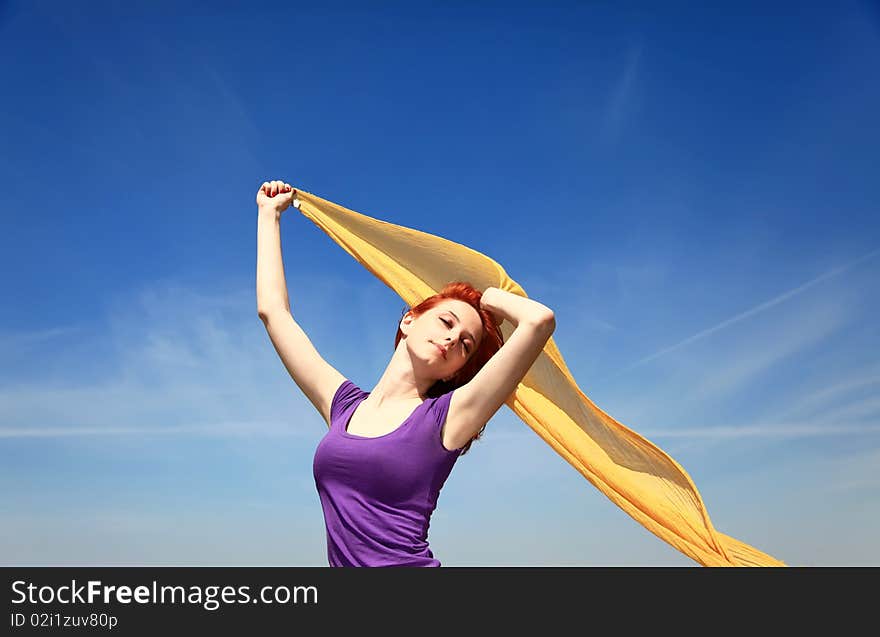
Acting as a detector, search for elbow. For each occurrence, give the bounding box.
[527,309,556,333]
[258,306,288,323]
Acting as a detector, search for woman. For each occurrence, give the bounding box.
[256,179,556,566]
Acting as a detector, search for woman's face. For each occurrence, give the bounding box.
[402,300,484,381]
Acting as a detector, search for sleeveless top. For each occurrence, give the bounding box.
[312,379,463,567]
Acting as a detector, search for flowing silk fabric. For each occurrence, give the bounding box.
[291,188,785,567]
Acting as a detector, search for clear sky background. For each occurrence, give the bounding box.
[1,0,878,566]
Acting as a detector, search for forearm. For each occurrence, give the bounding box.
[480,287,554,328]
[256,209,291,317]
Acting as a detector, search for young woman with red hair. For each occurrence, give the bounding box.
[256,179,556,567]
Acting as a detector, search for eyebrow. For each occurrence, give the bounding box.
[446,311,476,346]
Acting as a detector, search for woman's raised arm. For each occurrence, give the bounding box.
[256,180,295,317]
[255,180,346,428]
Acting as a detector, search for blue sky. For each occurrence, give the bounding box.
[1,0,878,566]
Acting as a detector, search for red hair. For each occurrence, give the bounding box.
[394,281,504,455]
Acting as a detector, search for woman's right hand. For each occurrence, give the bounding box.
[256,180,296,215]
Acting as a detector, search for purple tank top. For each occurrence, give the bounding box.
[312,379,463,567]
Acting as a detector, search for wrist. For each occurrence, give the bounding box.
[258,206,282,220]
[480,287,506,324]
[480,287,552,328]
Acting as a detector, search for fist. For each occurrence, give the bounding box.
[256,180,296,214]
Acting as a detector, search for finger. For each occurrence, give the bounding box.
[270,181,278,196]
[260,181,270,194]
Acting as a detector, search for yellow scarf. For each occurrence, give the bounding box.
[292,188,785,567]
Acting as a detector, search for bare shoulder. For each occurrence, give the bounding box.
[443,316,555,450]
[322,372,350,424]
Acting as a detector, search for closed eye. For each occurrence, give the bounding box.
[439,317,470,353]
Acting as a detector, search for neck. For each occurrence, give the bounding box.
[368,344,435,404]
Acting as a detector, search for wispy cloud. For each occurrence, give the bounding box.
[601,45,642,143]
[580,316,617,333]
[811,445,880,495]
[0,422,312,438]
[0,274,360,438]
[0,327,82,352]
[775,368,880,422]
[643,421,880,440]
[203,65,266,171]
[807,395,880,423]
[693,299,849,400]
[604,247,880,380]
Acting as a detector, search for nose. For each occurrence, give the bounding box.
[444,334,461,347]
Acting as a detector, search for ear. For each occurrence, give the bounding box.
[399,310,415,335]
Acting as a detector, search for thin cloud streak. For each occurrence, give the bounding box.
[810,445,880,495]
[601,45,641,143]
[809,396,880,423]
[643,422,880,440]
[468,419,880,442]
[0,276,360,438]
[693,300,848,401]
[604,246,880,380]
[776,371,880,422]
[0,327,82,351]
[0,422,315,438]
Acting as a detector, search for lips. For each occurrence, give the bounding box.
[431,342,447,359]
